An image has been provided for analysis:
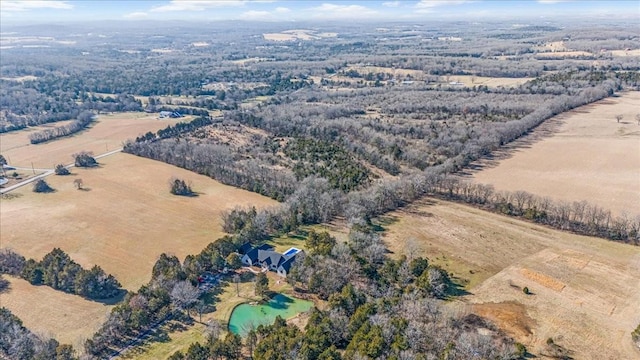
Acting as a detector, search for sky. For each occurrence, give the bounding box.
[1,0,638,24]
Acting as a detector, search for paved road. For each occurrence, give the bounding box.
[0,148,122,194]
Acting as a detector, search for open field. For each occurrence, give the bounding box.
[442,75,533,87]
[0,112,186,169]
[0,276,112,348]
[610,49,640,57]
[0,75,39,82]
[263,30,337,42]
[472,91,640,217]
[534,51,593,58]
[382,198,640,359]
[0,152,277,290]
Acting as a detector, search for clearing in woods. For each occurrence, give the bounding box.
[382,198,640,360]
[0,152,277,290]
[471,91,640,217]
[0,112,187,169]
[122,272,297,360]
[0,276,112,349]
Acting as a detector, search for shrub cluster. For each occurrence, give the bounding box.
[169,178,193,196]
[74,151,97,167]
[54,164,70,175]
[32,179,54,193]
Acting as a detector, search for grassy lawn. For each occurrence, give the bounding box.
[126,271,296,360]
[266,223,349,253]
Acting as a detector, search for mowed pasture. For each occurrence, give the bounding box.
[0,152,277,290]
[472,91,640,217]
[0,112,186,169]
[1,276,112,349]
[443,75,533,88]
[382,199,640,359]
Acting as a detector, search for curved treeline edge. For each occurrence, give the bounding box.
[0,248,123,300]
[28,111,96,144]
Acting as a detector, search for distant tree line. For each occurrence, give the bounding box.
[153,106,209,117]
[29,111,95,144]
[0,248,122,300]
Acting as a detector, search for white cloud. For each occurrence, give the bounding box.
[537,0,571,3]
[238,10,272,20]
[124,12,149,19]
[416,0,473,8]
[1,0,73,12]
[310,3,379,20]
[414,0,473,14]
[151,0,248,12]
[238,6,290,20]
[383,1,401,7]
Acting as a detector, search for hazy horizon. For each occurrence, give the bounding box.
[1,0,639,26]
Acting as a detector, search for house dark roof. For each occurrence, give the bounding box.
[279,256,296,272]
[279,251,303,272]
[258,250,283,267]
[245,244,273,262]
[238,242,252,255]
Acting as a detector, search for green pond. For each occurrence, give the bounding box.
[228,294,313,336]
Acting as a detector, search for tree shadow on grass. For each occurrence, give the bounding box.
[93,289,127,305]
[447,276,472,297]
[448,282,471,297]
[173,192,200,197]
[373,214,399,232]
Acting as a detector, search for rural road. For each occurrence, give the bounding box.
[0,148,123,194]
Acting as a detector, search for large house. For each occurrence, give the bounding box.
[159,111,183,119]
[241,244,302,277]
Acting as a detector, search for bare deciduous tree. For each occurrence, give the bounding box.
[170,281,200,318]
[73,178,83,190]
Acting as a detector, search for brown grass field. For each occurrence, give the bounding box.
[382,198,640,359]
[1,276,112,349]
[443,75,533,88]
[610,49,640,57]
[0,152,277,290]
[0,112,187,169]
[472,91,640,217]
